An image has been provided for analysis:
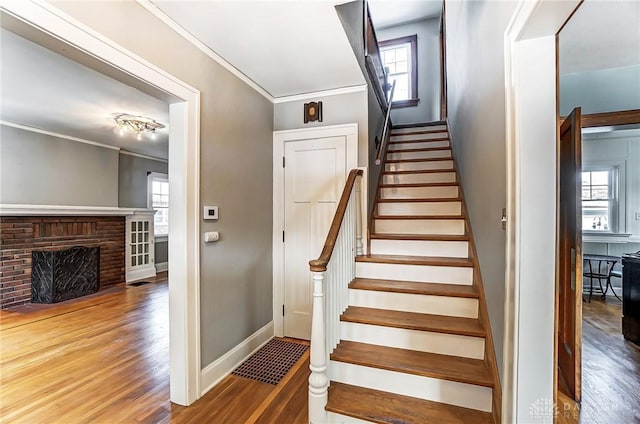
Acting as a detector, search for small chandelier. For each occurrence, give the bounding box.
[115,113,165,140]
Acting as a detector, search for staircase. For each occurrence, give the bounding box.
[322,122,501,423]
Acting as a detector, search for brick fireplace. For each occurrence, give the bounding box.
[0,216,125,308]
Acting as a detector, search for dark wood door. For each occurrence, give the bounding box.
[558,107,583,402]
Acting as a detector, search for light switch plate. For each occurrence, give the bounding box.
[204,206,219,220]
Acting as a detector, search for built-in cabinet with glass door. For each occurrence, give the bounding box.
[125,212,156,282]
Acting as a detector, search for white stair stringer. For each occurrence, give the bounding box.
[355,261,473,285]
[374,218,465,235]
[340,321,485,360]
[377,200,461,216]
[370,238,469,258]
[328,361,493,412]
[348,288,478,318]
[383,171,456,185]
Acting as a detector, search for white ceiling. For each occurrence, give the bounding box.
[151,1,365,98]
[368,0,442,29]
[560,0,640,74]
[0,27,170,160]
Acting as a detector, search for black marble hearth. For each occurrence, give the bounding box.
[32,246,100,303]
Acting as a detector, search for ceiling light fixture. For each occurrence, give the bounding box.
[115,113,165,139]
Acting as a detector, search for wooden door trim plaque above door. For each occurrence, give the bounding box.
[272,123,359,338]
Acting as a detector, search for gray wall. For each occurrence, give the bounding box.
[0,125,119,206]
[336,0,386,215]
[273,90,369,167]
[560,65,640,115]
[377,18,441,124]
[55,1,274,367]
[118,152,169,264]
[445,0,518,380]
[118,153,168,208]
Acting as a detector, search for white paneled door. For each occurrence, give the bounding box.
[283,136,347,339]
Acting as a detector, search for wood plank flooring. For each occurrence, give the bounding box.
[557,298,640,423]
[0,274,309,423]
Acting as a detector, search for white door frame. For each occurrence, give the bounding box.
[272,123,359,337]
[502,1,581,422]
[0,1,202,406]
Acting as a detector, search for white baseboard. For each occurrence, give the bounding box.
[155,262,168,273]
[126,266,156,283]
[200,321,274,396]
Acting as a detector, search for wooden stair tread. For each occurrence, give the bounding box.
[341,306,485,337]
[331,341,493,387]
[356,254,473,267]
[386,157,454,163]
[377,197,462,203]
[389,138,450,145]
[327,382,493,424]
[374,214,464,220]
[350,278,479,298]
[386,146,451,153]
[391,129,449,136]
[371,233,469,241]
[380,182,458,188]
[383,169,456,175]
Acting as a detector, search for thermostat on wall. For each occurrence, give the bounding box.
[203,206,219,220]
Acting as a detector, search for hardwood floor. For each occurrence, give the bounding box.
[557,298,640,423]
[0,274,309,423]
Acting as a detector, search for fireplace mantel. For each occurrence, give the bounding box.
[0,204,155,216]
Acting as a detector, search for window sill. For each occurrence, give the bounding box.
[155,235,168,243]
[391,99,419,108]
[583,232,631,243]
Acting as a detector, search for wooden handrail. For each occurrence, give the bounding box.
[309,169,364,272]
[364,0,389,111]
[375,79,396,165]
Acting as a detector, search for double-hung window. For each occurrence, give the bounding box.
[581,167,620,233]
[148,172,169,237]
[379,35,418,107]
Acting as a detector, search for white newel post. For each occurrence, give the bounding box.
[308,270,328,424]
[355,176,364,256]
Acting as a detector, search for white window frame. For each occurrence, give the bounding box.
[582,160,626,236]
[148,172,169,241]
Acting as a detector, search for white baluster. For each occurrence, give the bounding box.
[355,177,364,256]
[309,270,328,424]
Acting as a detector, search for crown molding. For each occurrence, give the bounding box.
[1,120,121,151]
[273,84,368,104]
[137,0,274,103]
[119,150,168,163]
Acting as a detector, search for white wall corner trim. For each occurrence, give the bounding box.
[0,120,121,151]
[136,0,274,102]
[273,84,368,104]
[0,0,202,407]
[200,321,275,396]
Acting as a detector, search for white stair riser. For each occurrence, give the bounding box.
[370,239,469,258]
[356,262,473,285]
[386,160,453,172]
[349,289,478,318]
[341,321,484,359]
[380,186,459,199]
[329,362,492,412]
[392,125,447,134]
[378,201,461,216]
[327,412,373,424]
[389,140,450,151]
[375,219,465,235]
[387,150,451,161]
[391,133,447,141]
[383,172,456,185]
